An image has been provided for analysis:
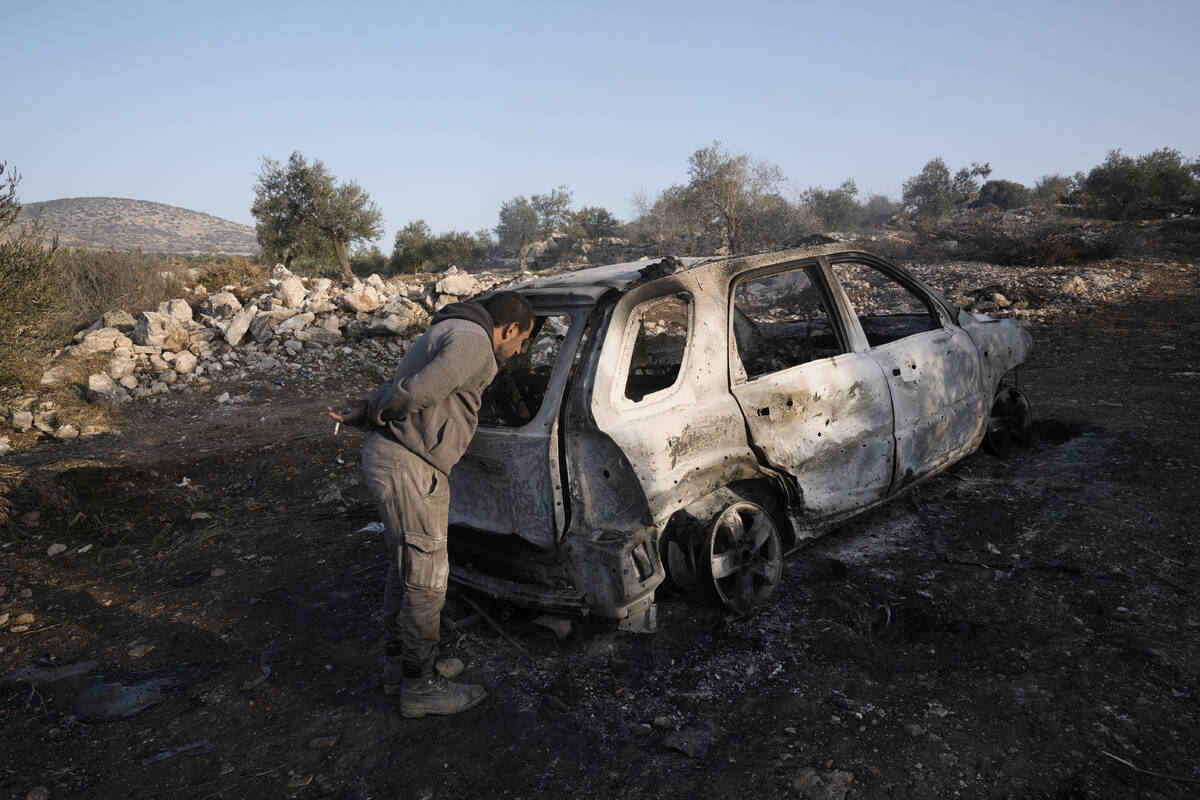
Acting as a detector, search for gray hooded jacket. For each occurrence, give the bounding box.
[363,301,498,475]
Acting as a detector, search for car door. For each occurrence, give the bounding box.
[727,260,895,518]
[448,307,586,549]
[826,255,984,489]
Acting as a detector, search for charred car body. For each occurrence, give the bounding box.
[447,245,1033,630]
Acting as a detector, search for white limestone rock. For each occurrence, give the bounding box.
[224,307,257,347]
[158,299,195,323]
[435,272,480,297]
[133,312,191,351]
[174,352,198,374]
[101,310,137,330]
[205,292,243,318]
[274,276,307,308]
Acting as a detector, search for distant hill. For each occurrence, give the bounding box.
[15,197,259,254]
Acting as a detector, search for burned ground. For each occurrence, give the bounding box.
[1,259,1197,799]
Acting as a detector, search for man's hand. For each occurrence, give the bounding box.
[327,397,366,425]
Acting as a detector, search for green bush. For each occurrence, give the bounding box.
[390,221,492,274]
[1032,174,1078,206]
[973,179,1032,210]
[861,194,902,228]
[902,158,991,218]
[1083,148,1198,218]
[802,180,863,231]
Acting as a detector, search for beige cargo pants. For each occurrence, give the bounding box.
[361,432,450,682]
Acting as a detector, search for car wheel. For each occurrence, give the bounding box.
[984,386,1033,458]
[697,501,783,614]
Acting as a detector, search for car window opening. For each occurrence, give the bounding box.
[832,261,939,347]
[734,267,842,378]
[624,295,690,402]
[479,314,570,427]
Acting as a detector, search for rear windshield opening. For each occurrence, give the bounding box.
[479,314,571,427]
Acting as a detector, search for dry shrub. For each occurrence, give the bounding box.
[0,463,72,529]
[54,247,185,326]
[0,222,67,397]
[0,464,20,525]
[195,255,268,294]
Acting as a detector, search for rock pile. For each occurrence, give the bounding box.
[39,265,503,407]
[8,254,1155,436]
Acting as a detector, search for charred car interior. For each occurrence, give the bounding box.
[446,245,1034,631]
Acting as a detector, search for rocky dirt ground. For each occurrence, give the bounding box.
[0,256,1197,800]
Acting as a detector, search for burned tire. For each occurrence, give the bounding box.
[697,501,783,614]
[984,386,1033,458]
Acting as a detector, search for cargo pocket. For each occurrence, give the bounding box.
[403,531,449,591]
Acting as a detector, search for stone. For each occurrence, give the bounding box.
[101,310,135,330]
[0,612,8,626]
[118,375,138,390]
[224,307,257,347]
[86,373,121,403]
[174,352,198,374]
[25,786,50,800]
[435,272,480,297]
[47,543,67,556]
[127,639,156,657]
[339,286,381,314]
[81,425,109,436]
[662,722,716,758]
[39,363,74,387]
[248,314,276,344]
[73,320,103,341]
[158,299,194,323]
[274,276,307,308]
[652,715,673,731]
[11,410,32,431]
[107,354,135,380]
[283,339,303,356]
[435,657,464,679]
[0,437,9,456]
[305,298,337,314]
[150,381,168,395]
[54,424,79,439]
[132,312,190,351]
[216,392,231,403]
[790,768,854,800]
[992,293,1012,308]
[1060,275,1087,295]
[15,612,35,625]
[205,292,243,317]
[278,312,315,331]
[75,327,128,356]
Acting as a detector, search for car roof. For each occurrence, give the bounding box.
[508,242,868,301]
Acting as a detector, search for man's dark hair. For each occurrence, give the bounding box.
[482,291,534,332]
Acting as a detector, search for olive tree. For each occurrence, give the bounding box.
[251,152,382,278]
[686,140,782,254]
[902,158,991,218]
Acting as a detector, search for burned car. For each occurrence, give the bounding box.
[447,245,1032,631]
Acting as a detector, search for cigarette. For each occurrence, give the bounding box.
[334,422,340,436]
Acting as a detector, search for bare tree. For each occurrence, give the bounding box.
[686,140,782,254]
